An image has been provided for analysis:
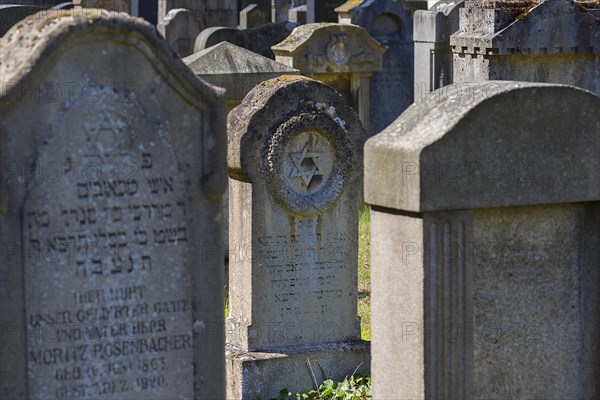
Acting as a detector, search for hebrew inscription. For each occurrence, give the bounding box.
[24,98,193,399]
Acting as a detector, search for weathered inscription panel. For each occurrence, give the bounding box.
[24,97,193,399]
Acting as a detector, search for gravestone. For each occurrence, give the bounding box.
[158,8,203,57]
[0,9,227,399]
[226,75,370,398]
[158,0,237,29]
[183,42,298,289]
[288,4,306,24]
[52,2,75,9]
[450,0,600,95]
[414,0,464,97]
[81,0,132,13]
[239,0,270,27]
[239,3,266,29]
[0,4,42,36]
[364,81,600,399]
[272,23,386,135]
[194,21,297,58]
[336,0,423,134]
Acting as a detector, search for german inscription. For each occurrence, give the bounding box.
[24,97,193,399]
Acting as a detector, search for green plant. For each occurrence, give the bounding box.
[269,375,371,400]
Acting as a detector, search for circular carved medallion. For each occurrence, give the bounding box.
[264,111,354,216]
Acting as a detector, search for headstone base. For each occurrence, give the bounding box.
[226,341,370,399]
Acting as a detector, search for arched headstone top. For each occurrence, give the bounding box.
[272,23,386,73]
[365,81,600,212]
[228,75,366,213]
[1,8,223,107]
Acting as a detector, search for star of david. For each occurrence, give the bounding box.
[289,142,324,187]
[84,112,126,147]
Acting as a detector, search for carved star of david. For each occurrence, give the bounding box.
[289,142,324,187]
[84,112,126,147]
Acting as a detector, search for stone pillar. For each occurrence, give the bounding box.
[158,8,203,57]
[0,9,227,399]
[364,81,600,399]
[450,0,600,95]
[226,75,370,398]
[413,0,464,98]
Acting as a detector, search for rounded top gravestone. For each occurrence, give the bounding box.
[1,8,226,399]
[228,75,366,216]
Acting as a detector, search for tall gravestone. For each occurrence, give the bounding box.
[158,8,203,57]
[226,75,370,398]
[364,81,600,399]
[0,9,227,399]
[336,0,423,134]
[272,23,386,135]
[450,0,600,95]
[414,0,464,97]
[239,0,270,27]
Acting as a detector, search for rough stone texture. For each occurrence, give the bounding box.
[0,9,227,399]
[194,21,297,59]
[158,0,237,29]
[273,23,386,135]
[336,0,424,134]
[414,0,465,96]
[226,75,369,398]
[226,342,370,399]
[365,81,600,399]
[184,41,299,108]
[450,0,600,95]
[0,5,43,36]
[158,8,203,57]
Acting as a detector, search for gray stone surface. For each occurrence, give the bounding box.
[226,342,370,399]
[414,0,465,96]
[336,0,423,134]
[226,75,369,398]
[0,4,42,36]
[288,4,307,24]
[158,8,203,57]
[239,3,267,29]
[184,41,299,108]
[239,0,270,27]
[450,0,600,95]
[195,21,297,59]
[273,23,386,135]
[158,0,237,29]
[0,9,227,399]
[365,81,600,399]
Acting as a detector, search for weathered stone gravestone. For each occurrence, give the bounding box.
[158,8,203,57]
[450,0,600,95]
[183,41,299,286]
[158,0,237,29]
[0,9,227,399]
[184,41,299,110]
[336,0,423,134]
[226,75,370,398]
[239,3,266,29]
[414,0,464,96]
[239,0,270,28]
[195,21,297,59]
[364,81,600,399]
[288,4,307,24]
[272,23,386,135]
[0,4,43,37]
